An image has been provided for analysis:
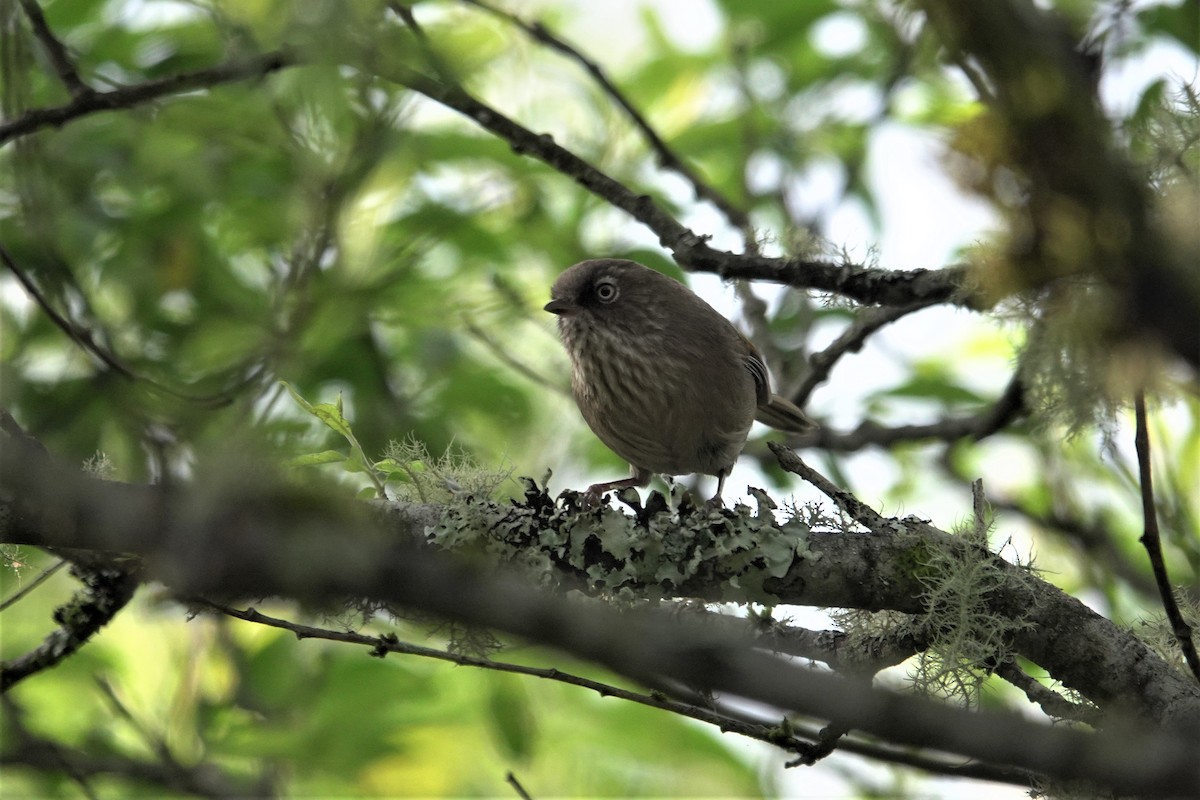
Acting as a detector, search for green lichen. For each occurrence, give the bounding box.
[426,478,815,605]
[834,512,1039,708]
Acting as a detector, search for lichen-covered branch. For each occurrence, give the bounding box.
[3,435,1198,752]
[1,564,139,692]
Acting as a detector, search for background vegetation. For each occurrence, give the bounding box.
[2,0,1198,797]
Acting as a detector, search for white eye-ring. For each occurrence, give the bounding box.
[595,278,619,303]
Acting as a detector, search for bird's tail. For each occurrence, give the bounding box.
[756,394,816,433]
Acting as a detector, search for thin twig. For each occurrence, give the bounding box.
[0,245,248,407]
[506,772,534,800]
[0,50,288,145]
[792,301,936,405]
[0,559,66,613]
[760,374,1026,453]
[194,599,1038,787]
[657,680,1037,786]
[94,677,176,767]
[459,0,756,247]
[463,319,567,394]
[1134,390,1200,681]
[768,442,889,530]
[0,246,137,382]
[191,599,828,765]
[387,1,458,84]
[17,0,90,96]
[993,658,1103,727]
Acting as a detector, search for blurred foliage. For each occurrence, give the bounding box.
[1,0,1197,796]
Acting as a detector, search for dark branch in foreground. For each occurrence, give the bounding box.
[2,434,1199,796]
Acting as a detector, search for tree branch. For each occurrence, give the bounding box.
[194,599,1039,786]
[3,433,1199,784]
[17,0,89,97]
[1134,391,1200,681]
[190,598,843,768]
[377,65,975,307]
[0,51,289,145]
[771,373,1027,452]
[993,657,1104,727]
[1,562,140,692]
[764,444,1199,729]
[458,0,758,248]
[791,301,938,406]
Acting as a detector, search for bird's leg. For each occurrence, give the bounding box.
[584,466,651,505]
[706,467,729,507]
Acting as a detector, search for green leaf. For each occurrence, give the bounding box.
[287,450,348,467]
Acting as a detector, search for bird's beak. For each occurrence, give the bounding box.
[543,298,576,315]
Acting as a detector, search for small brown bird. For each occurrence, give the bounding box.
[545,258,814,503]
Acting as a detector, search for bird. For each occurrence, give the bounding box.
[544,258,814,504]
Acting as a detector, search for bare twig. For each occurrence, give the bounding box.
[659,680,1037,786]
[791,302,937,405]
[464,319,567,394]
[0,50,289,145]
[386,1,458,84]
[189,599,828,765]
[459,0,757,249]
[1134,390,1200,681]
[17,0,89,96]
[0,558,66,613]
[0,245,138,382]
[196,599,1040,788]
[0,245,251,407]
[378,65,974,307]
[761,374,1026,453]
[505,772,534,800]
[767,442,890,530]
[993,658,1103,727]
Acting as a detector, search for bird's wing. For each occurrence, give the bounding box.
[737,330,772,407]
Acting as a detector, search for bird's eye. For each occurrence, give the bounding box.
[595,278,619,303]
